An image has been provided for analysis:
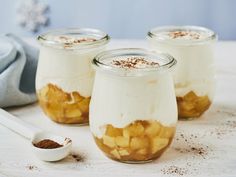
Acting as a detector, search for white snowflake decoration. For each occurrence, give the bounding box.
[17,0,50,33]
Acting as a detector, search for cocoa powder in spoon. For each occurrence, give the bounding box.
[33,139,63,149]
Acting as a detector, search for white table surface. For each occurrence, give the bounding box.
[0,39,236,177]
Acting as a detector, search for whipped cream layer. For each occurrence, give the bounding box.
[36,45,105,97]
[90,56,177,138]
[148,26,216,100]
[149,26,216,45]
[148,37,215,100]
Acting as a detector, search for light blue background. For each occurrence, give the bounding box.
[0,0,235,40]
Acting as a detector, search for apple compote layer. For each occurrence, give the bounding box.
[177,91,211,119]
[94,120,175,163]
[37,84,90,124]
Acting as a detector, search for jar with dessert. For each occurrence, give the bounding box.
[90,48,177,163]
[36,28,110,124]
[147,26,217,119]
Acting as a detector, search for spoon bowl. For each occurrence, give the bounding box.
[32,132,72,161]
[0,108,72,162]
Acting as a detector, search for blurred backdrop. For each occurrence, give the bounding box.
[0,0,235,40]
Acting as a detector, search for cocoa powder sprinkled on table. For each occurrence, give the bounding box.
[71,153,86,162]
[26,165,38,171]
[161,165,188,176]
[209,116,236,139]
[216,109,236,117]
[174,133,210,159]
[33,139,63,149]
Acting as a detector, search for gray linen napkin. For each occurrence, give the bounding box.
[0,34,39,107]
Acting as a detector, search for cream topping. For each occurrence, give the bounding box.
[110,57,159,69]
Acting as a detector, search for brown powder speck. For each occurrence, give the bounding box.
[191,147,206,156]
[161,165,188,176]
[174,133,210,159]
[26,165,38,171]
[216,110,236,117]
[70,153,86,162]
[174,145,209,159]
[209,118,236,139]
[226,120,236,128]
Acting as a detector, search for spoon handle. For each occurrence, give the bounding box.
[0,109,41,140]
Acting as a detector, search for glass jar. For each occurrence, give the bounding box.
[36,28,110,124]
[147,26,217,119]
[90,48,177,163]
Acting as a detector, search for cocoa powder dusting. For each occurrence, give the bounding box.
[111,57,159,69]
[71,153,86,162]
[161,165,188,176]
[174,133,210,159]
[169,30,200,39]
[33,139,63,149]
[26,165,38,171]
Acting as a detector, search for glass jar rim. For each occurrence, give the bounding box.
[37,28,110,50]
[92,48,177,77]
[147,26,217,45]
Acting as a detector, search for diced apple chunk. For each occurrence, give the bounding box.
[197,96,211,113]
[78,98,90,113]
[130,137,149,150]
[151,137,169,154]
[184,91,198,101]
[118,149,130,156]
[123,129,130,138]
[125,122,144,137]
[145,121,161,137]
[39,85,49,98]
[136,148,148,155]
[47,84,68,102]
[159,127,175,138]
[103,135,116,148]
[106,125,122,137]
[115,136,129,147]
[110,149,121,159]
[65,108,82,118]
[71,92,83,102]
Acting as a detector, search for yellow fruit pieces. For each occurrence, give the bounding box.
[115,136,129,148]
[151,137,169,154]
[94,120,176,162]
[37,84,90,124]
[177,91,211,119]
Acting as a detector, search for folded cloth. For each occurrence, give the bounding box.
[0,34,39,107]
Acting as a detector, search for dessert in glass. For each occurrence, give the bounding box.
[147,26,217,119]
[36,28,110,124]
[90,48,177,163]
